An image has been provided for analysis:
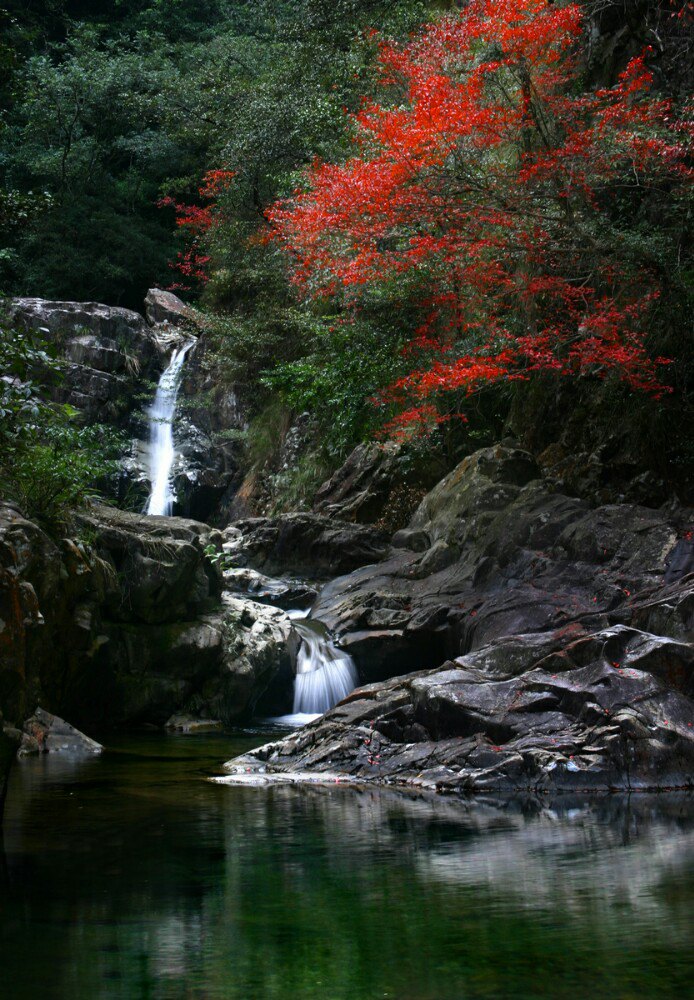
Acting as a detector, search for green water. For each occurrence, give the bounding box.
[1,731,693,1000]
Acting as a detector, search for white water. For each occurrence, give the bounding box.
[146,341,194,516]
[293,623,359,715]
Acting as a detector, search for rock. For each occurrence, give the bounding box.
[0,500,229,731]
[1,713,19,820]
[308,444,692,683]
[8,297,151,346]
[144,288,199,327]
[219,443,693,793]
[223,567,317,610]
[223,622,694,793]
[392,529,430,552]
[210,596,297,723]
[0,503,71,722]
[75,504,222,625]
[313,441,435,525]
[222,513,390,579]
[6,297,161,426]
[165,714,223,733]
[88,593,297,727]
[21,707,102,755]
[171,416,240,522]
[1,455,302,731]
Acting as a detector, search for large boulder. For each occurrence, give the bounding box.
[309,445,692,683]
[0,501,231,731]
[75,504,222,625]
[313,443,402,521]
[89,595,296,727]
[222,513,390,580]
[213,596,296,722]
[8,297,152,346]
[20,707,103,755]
[223,620,694,793]
[144,288,200,327]
[312,440,440,526]
[220,443,693,793]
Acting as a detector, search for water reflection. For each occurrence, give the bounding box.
[1,734,692,999]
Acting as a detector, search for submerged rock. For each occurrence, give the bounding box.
[165,714,223,733]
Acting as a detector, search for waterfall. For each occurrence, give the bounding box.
[292,622,359,716]
[146,340,194,517]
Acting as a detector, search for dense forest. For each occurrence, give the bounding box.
[1,0,692,513]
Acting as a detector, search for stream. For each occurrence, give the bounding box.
[1,731,693,1000]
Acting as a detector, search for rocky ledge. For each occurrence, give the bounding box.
[222,444,694,794]
[223,619,694,793]
[0,502,298,732]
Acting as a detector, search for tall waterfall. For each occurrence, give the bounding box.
[293,622,359,716]
[146,340,194,516]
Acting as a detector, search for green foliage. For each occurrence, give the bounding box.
[5,422,123,527]
[263,318,408,457]
[203,541,230,569]
[266,449,334,514]
[1,0,690,496]
[0,325,124,528]
[1,26,190,304]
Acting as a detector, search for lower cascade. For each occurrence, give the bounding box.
[146,340,194,516]
[292,621,359,715]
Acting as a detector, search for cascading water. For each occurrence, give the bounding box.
[146,340,194,516]
[292,621,359,716]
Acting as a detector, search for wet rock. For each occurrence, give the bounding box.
[21,707,102,755]
[171,416,239,522]
[223,567,317,610]
[223,623,694,793]
[222,513,390,579]
[210,596,297,723]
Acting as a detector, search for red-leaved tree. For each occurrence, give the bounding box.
[158,169,235,292]
[267,0,692,438]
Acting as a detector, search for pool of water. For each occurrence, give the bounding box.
[1,730,693,999]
